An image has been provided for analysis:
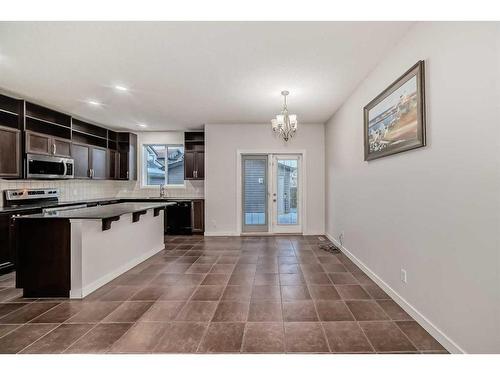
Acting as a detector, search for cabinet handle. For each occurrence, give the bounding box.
[194,170,197,178]
[54,143,57,155]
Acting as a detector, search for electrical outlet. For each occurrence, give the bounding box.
[211,219,217,228]
[400,268,407,284]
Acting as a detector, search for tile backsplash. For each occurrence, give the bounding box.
[0,179,204,207]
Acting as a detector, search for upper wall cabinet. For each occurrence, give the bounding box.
[25,102,71,140]
[70,118,136,181]
[70,118,108,179]
[25,131,72,158]
[0,94,23,178]
[72,118,108,148]
[184,131,205,180]
[109,132,137,181]
[0,90,138,181]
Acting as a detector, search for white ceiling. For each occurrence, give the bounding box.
[0,22,413,131]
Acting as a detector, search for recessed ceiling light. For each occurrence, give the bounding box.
[114,85,128,92]
[138,123,147,128]
[87,100,101,106]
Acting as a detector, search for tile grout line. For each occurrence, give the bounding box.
[389,320,421,352]
[191,253,224,353]
[356,321,377,353]
[0,236,436,354]
[280,239,289,353]
[106,242,205,354]
[19,298,125,354]
[146,243,209,353]
[301,249,333,353]
[5,301,66,353]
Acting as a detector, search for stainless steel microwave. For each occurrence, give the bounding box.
[26,153,74,179]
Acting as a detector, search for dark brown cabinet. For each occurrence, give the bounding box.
[91,146,107,179]
[71,143,108,179]
[71,143,90,178]
[53,138,72,158]
[25,102,72,143]
[26,131,71,158]
[0,214,13,274]
[108,149,120,179]
[0,126,21,178]
[1,92,138,182]
[196,151,204,179]
[184,132,205,180]
[26,131,50,155]
[0,208,41,275]
[0,94,23,179]
[116,133,137,180]
[192,199,205,233]
[71,119,136,181]
[185,151,195,179]
[185,151,204,180]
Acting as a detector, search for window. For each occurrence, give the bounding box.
[143,144,184,186]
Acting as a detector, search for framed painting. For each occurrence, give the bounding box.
[364,60,426,161]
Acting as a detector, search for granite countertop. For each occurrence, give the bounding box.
[0,196,204,214]
[16,202,175,220]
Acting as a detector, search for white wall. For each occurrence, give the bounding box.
[325,22,500,353]
[205,123,325,235]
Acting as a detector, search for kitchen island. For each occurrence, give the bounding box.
[15,202,174,299]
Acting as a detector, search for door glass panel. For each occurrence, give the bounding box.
[277,159,298,225]
[243,157,267,229]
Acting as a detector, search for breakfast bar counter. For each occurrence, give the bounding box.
[15,202,175,299]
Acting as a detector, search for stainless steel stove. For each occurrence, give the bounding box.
[3,188,60,208]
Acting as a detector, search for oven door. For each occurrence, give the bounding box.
[26,154,74,179]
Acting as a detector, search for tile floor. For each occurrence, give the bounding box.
[0,235,448,354]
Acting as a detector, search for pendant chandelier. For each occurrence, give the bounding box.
[271,90,298,142]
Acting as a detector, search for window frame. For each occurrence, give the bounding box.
[141,143,186,189]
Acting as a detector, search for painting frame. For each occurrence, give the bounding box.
[363,60,426,161]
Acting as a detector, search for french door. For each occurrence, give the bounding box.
[270,154,301,233]
[242,153,302,234]
[242,155,269,232]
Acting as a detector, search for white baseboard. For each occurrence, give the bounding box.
[204,231,325,237]
[70,244,165,299]
[204,231,239,237]
[325,232,465,354]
